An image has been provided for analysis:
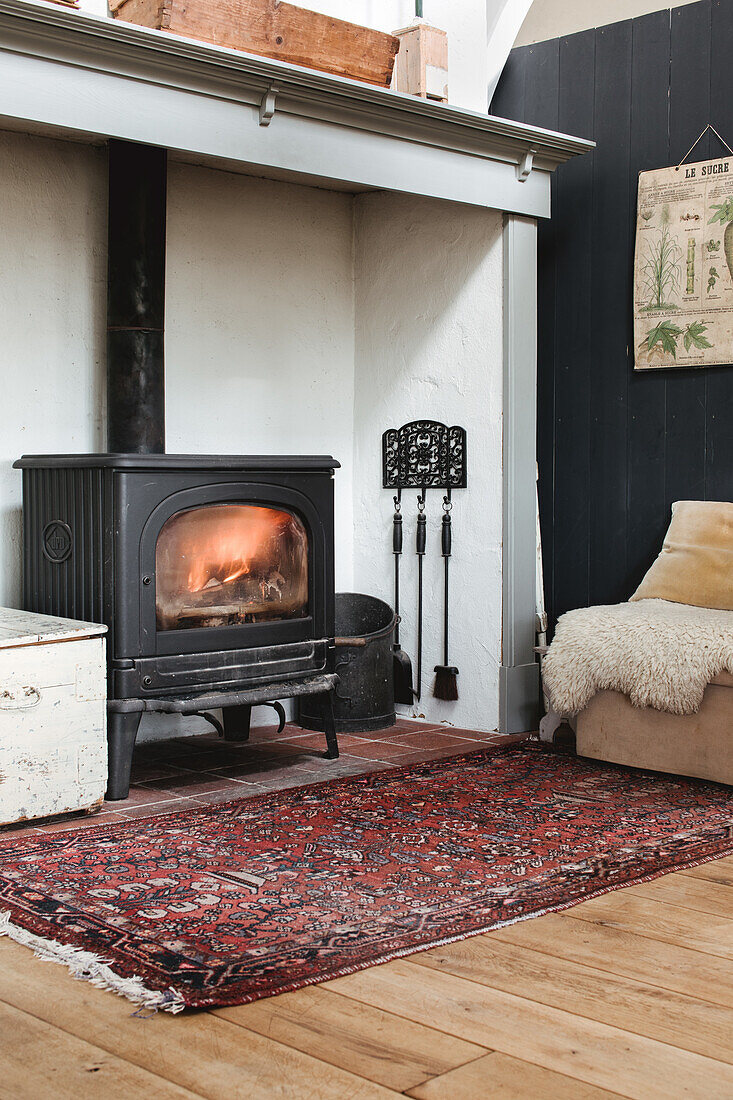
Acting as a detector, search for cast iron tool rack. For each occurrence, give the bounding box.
[382,420,467,701]
[382,420,467,492]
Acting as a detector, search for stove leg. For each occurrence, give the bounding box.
[322,692,339,760]
[222,704,252,742]
[106,711,142,800]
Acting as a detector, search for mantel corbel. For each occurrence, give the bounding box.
[516,147,536,183]
[259,82,277,126]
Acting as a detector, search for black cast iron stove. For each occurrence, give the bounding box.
[15,453,341,797]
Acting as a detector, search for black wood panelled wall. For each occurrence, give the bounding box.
[491,0,733,633]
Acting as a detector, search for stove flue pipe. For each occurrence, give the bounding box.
[107,140,167,453]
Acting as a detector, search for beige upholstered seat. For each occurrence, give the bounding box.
[576,682,733,786]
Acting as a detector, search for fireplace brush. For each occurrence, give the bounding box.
[433,493,459,700]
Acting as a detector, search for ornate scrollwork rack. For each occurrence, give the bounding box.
[382,420,467,492]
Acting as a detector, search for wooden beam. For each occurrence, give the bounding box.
[111,0,399,87]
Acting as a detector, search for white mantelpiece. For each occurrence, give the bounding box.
[0,0,592,733]
[0,0,590,218]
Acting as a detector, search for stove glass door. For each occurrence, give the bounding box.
[155,503,308,631]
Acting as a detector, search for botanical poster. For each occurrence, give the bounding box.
[633,155,733,369]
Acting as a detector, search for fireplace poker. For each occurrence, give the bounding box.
[415,490,426,701]
[392,491,415,704]
[433,492,459,700]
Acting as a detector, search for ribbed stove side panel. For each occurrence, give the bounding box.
[22,466,109,626]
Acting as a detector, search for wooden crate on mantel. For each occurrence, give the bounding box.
[110,0,400,88]
[0,608,107,826]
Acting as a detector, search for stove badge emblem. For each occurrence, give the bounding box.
[42,521,73,563]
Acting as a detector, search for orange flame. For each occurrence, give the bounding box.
[184,506,286,594]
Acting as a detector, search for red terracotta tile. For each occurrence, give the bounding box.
[32,811,132,834]
[136,767,232,789]
[208,748,324,772]
[249,762,389,791]
[239,740,323,756]
[336,740,426,761]
[283,732,390,752]
[384,744,485,765]
[369,728,449,742]
[171,734,224,748]
[426,728,498,741]
[435,730,504,742]
[393,718,444,731]
[379,731,481,750]
[313,760,395,779]
[129,763,191,783]
[344,720,443,739]
[121,798,204,820]
[134,740,208,760]
[105,786,176,809]
[249,724,308,742]
[165,750,249,770]
[214,758,324,782]
[1,820,41,837]
[190,786,269,805]
[138,776,253,798]
[273,733,330,750]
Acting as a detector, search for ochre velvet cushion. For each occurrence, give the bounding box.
[630,500,733,611]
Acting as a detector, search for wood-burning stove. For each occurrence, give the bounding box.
[14,453,340,797]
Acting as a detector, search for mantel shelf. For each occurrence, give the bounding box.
[0,0,593,213]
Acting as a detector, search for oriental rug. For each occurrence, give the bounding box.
[1,743,732,1012]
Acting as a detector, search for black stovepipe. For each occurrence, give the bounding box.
[107,140,167,454]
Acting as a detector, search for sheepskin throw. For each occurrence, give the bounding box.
[543,598,733,717]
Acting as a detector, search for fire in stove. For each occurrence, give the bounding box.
[155,503,308,631]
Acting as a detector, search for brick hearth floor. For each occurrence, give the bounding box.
[4,721,529,836]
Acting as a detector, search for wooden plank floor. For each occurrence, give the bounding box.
[1,855,732,1099]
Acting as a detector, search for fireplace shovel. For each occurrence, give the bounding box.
[392,495,414,704]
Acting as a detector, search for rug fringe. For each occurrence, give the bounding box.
[0,909,185,1013]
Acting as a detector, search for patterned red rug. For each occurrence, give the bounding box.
[1,743,732,1011]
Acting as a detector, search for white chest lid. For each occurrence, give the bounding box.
[0,608,107,650]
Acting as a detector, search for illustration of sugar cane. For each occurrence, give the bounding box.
[686,238,696,293]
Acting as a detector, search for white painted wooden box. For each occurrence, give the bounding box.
[0,608,107,826]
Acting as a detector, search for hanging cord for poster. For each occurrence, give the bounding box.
[675,123,733,170]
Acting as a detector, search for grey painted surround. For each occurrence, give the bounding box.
[500,216,540,733]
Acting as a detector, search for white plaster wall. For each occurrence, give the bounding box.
[0,130,107,609]
[353,194,504,732]
[164,164,356,593]
[515,0,698,46]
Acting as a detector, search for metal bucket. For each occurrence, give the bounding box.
[299,592,396,733]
